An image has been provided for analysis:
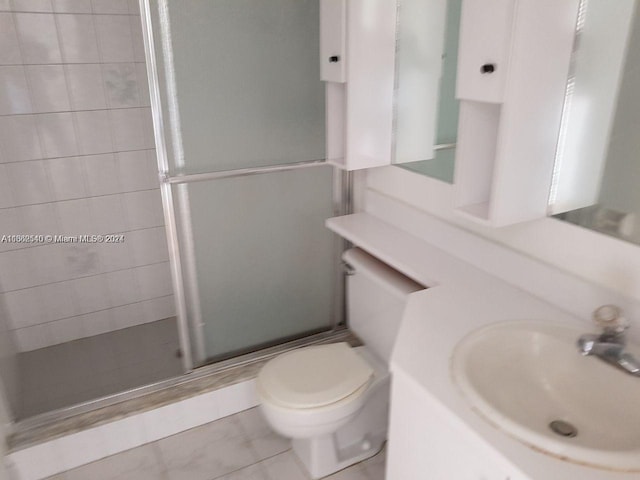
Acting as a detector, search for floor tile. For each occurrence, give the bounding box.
[324,464,371,480]
[61,444,167,480]
[236,408,290,460]
[218,463,269,480]
[361,449,386,480]
[157,416,258,480]
[262,451,309,480]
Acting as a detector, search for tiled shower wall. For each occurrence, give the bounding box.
[0,0,175,352]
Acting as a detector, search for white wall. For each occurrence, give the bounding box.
[362,166,640,305]
[0,0,174,351]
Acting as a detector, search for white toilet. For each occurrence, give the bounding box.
[257,248,424,478]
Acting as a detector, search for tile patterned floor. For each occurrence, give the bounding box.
[43,407,386,480]
[18,318,183,418]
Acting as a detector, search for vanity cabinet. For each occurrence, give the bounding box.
[453,0,580,226]
[386,370,527,480]
[320,0,396,170]
[320,0,449,171]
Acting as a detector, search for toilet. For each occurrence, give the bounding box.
[257,248,424,478]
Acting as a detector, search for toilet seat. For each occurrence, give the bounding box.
[257,342,374,409]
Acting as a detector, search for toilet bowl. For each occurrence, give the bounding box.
[257,343,390,479]
[257,248,424,479]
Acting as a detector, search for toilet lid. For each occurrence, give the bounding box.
[257,343,374,409]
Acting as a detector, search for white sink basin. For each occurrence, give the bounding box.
[451,321,640,472]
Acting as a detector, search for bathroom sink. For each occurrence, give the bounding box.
[451,321,640,472]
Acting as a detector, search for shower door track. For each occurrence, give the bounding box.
[140,0,350,374]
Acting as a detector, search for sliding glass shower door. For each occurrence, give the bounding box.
[143,0,339,364]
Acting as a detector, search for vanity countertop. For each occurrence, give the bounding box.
[327,212,640,479]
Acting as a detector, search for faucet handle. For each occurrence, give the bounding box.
[593,305,629,334]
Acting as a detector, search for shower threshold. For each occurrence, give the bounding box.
[10,326,358,451]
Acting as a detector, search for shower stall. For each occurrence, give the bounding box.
[0,0,345,424]
[144,0,344,369]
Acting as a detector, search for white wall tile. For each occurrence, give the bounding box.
[61,243,103,277]
[3,288,45,329]
[6,434,63,479]
[100,415,147,455]
[49,315,84,344]
[25,65,70,113]
[105,267,140,305]
[0,66,32,114]
[79,308,114,336]
[140,294,175,322]
[56,13,100,63]
[102,62,141,108]
[96,239,133,272]
[56,198,94,234]
[128,227,169,266]
[109,107,146,151]
[0,115,43,162]
[140,402,186,443]
[39,280,79,321]
[130,15,145,62]
[217,380,259,418]
[29,243,70,285]
[0,13,22,64]
[52,0,92,13]
[15,204,58,238]
[65,64,107,110]
[5,160,53,205]
[37,112,79,158]
[128,0,140,15]
[0,0,9,10]
[122,189,163,230]
[110,301,143,329]
[135,262,171,300]
[55,426,108,471]
[91,0,128,14]
[0,164,15,208]
[46,156,87,201]
[69,274,111,314]
[117,149,157,191]
[0,209,20,252]
[95,15,134,63]
[135,62,150,107]
[74,110,113,155]
[0,248,36,291]
[89,194,127,233]
[141,107,155,148]
[14,323,53,351]
[14,13,62,64]
[179,390,221,430]
[12,0,53,12]
[84,153,120,196]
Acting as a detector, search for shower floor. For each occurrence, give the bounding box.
[17,317,183,419]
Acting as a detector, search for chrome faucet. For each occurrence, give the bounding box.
[577,305,640,376]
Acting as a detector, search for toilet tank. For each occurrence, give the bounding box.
[343,248,424,363]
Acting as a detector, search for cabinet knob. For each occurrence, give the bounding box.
[480,63,496,74]
[329,55,340,63]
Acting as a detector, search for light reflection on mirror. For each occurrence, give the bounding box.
[397,0,462,183]
[551,0,640,245]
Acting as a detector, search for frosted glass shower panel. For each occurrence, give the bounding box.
[161,0,325,174]
[182,166,336,359]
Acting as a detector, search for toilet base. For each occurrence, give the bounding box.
[291,373,389,479]
[293,431,386,479]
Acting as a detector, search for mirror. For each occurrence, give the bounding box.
[395,0,462,183]
[551,0,640,244]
